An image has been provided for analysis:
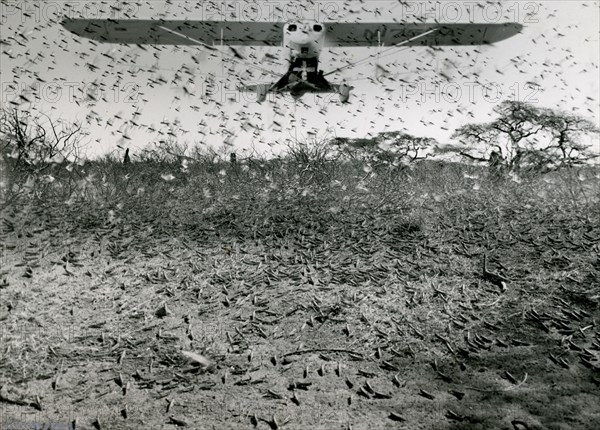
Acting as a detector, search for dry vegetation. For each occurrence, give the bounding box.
[1,151,599,429]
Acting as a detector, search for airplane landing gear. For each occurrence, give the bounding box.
[256,84,269,103]
[338,83,351,103]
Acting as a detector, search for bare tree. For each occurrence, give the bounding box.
[286,134,338,166]
[1,106,83,173]
[139,136,191,164]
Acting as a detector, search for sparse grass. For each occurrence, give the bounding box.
[1,154,599,429]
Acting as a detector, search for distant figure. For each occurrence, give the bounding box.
[230,153,237,165]
[123,148,131,165]
[488,150,503,177]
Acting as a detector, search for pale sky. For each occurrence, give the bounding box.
[1,1,599,159]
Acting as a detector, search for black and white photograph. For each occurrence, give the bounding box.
[1,1,599,428]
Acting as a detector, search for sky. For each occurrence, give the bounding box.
[1,0,599,160]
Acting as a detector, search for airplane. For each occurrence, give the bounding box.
[61,17,523,103]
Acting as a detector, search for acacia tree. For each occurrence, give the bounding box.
[450,100,598,173]
[375,131,436,164]
[451,101,543,172]
[332,131,436,167]
[1,106,83,173]
[537,109,599,168]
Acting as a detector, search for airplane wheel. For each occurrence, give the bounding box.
[256,84,268,103]
[339,84,351,103]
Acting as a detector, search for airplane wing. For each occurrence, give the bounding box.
[61,18,283,46]
[61,18,521,47]
[323,22,523,47]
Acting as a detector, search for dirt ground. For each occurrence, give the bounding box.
[1,174,599,430]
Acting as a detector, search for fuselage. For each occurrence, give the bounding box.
[279,19,329,97]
